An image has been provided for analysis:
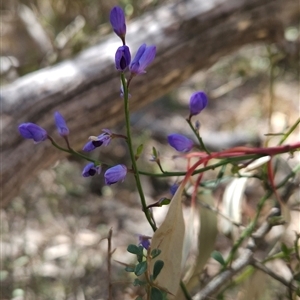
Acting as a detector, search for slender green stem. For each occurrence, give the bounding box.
[222,190,272,269]
[48,136,96,163]
[180,281,192,300]
[186,118,210,154]
[279,117,300,145]
[121,73,156,231]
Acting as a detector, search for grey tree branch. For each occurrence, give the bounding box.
[1,0,299,207]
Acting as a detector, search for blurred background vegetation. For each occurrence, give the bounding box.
[1,0,299,299]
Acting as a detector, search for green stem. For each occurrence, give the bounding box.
[279,117,300,145]
[187,118,210,154]
[222,190,272,269]
[121,73,156,231]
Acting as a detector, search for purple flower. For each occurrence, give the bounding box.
[104,164,127,185]
[18,123,48,143]
[167,134,194,153]
[138,235,151,250]
[189,91,208,117]
[82,163,101,177]
[115,45,131,71]
[170,184,179,196]
[54,111,69,137]
[110,6,126,40]
[82,130,113,152]
[129,44,156,75]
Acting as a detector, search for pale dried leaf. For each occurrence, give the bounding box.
[150,183,185,297]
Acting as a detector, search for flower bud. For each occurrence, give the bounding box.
[54,111,69,137]
[167,133,194,153]
[189,91,208,117]
[18,123,48,143]
[110,6,126,40]
[104,164,127,185]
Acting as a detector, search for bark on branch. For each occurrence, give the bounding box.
[1,0,299,206]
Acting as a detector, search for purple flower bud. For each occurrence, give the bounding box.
[82,130,113,152]
[189,91,208,117]
[115,45,131,71]
[167,134,194,153]
[129,44,156,75]
[82,163,101,177]
[104,164,127,185]
[54,111,69,137]
[110,6,126,40]
[138,235,151,250]
[18,123,48,143]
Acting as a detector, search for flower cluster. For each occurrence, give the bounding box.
[110,6,156,76]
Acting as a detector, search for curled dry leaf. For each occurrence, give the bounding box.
[150,183,185,297]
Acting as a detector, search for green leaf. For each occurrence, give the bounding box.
[153,260,164,280]
[211,251,226,266]
[158,198,171,206]
[151,249,161,259]
[135,297,143,300]
[127,244,140,254]
[125,266,135,272]
[151,287,164,300]
[135,261,148,276]
[135,144,144,160]
[137,245,144,263]
[152,147,158,159]
[133,278,146,286]
[281,243,292,256]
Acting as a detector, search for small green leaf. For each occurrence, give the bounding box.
[137,245,144,263]
[151,287,164,300]
[135,144,144,160]
[133,278,146,286]
[151,249,161,259]
[281,243,292,256]
[153,260,164,280]
[211,251,225,266]
[125,266,135,272]
[135,261,148,276]
[158,198,171,206]
[127,244,140,254]
[152,147,158,158]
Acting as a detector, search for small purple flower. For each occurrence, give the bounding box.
[129,44,156,75]
[18,123,48,143]
[167,134,194,153]
[170,184,179,196]
[138,235,151,250]
[189,91,208,117]
[110,6,126,40]
[54,111,69,137]
[115,45,131,71]
[82,163,101,177]
[82,130,113,152]
[104,164,127,185]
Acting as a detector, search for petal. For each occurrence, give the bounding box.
[139,45,156,70]
[82,163,101,177]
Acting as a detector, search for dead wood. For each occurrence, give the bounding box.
[1,0,299,206]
